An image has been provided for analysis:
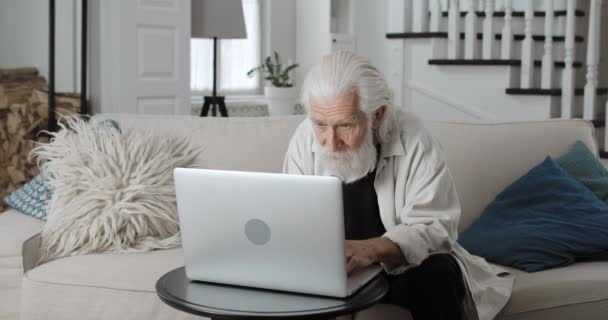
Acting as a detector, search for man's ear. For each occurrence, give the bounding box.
[372,106,386,129]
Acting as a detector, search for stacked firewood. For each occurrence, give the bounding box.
[0,68,80,211]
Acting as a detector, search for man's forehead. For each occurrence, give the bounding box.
[309,92,360,119]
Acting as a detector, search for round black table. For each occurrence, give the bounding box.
[156,267,389,320]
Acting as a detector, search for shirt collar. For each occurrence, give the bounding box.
[379,129,405,158]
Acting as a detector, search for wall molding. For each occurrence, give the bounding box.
[405,81,497,120]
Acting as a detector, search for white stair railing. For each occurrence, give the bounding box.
[391,0,606,127]
[584,0,603,120]
[465,0,478,59]
[482,0,495,59]
[500,0,513,59]
[541,0,554,89]
[430,0,443,32]
[561,0,576,118]
[520,0,534,88]
[448,0,461,59]
[412,0,429,32]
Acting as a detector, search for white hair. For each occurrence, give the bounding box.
[301,50,396,144]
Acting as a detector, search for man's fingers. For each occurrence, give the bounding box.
[344,241,354,258]
[346,257,357,275]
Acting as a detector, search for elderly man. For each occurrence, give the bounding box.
[283,51,513,320]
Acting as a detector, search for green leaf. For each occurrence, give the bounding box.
[246,66,262,77]
[284,64,298,73]
[266,59,274,77]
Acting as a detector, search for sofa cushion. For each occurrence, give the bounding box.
[499,261,608,318]
[22,247,608,320]
[459,156,608,272]
[0,209,44,320]
[556,140,608,202]
[0,209,44,261]
[26,248,184,292]
[4,173,51,221]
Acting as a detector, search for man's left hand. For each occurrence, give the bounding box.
[345,237,405,275]
[345,239,378,275]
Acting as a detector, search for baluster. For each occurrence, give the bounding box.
[541,0,554,89]
[584,0,603,120]
[465,0,478,59]
[561,0,576,118]
[520,0,534,88]
[413,0,429,32]
[430,0,442,32]
[483,0,495,59]
[501,0,513,59]
[605,101,608,152]
[448,0,461,59]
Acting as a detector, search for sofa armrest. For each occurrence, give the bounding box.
[22,233,41,273]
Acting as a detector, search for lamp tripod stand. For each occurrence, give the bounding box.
[200,37,228,117]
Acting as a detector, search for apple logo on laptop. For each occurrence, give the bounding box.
[245,219,271,245]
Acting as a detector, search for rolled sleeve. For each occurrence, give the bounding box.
[382,139,461,274]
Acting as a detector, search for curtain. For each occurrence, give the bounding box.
[190,0,261,94]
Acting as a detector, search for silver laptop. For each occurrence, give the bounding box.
[174,168,382,298]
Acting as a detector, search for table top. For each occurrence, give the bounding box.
[156,267,388,320]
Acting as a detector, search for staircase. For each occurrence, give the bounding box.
[385,0,608,155]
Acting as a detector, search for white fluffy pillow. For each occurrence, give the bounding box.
[33,115,201,263]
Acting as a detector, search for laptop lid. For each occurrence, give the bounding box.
[174,168,352,297]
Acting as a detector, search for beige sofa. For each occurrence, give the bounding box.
[2,113,608,320]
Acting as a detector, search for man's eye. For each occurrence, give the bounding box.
[315,123,326,127]
[339,123,352,128]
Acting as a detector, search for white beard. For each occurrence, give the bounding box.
[315,128,378,184]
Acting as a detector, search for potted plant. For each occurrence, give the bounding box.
[247,52,299,116]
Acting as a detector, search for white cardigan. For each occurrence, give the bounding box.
[282,111,513,320]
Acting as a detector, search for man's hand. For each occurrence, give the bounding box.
[345,237,405,275]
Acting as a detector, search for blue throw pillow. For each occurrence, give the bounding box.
[3,173,51,221]
[3,119,121,221]
[459,157,608,272]
[557,140,608,202]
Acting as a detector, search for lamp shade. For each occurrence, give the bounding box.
[191,0,247,39]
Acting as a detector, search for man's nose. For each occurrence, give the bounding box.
[325,128,340,152]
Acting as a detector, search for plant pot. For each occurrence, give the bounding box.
[264,86,297,116]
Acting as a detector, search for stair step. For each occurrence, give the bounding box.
[505,88,608,96]
[386,32,447,39]
[439,10,585,18]
[428,59,583,68]
[491,34,584,43]
[590,119,606,128]
[386,32,584,43]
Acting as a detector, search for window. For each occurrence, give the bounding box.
[190,0,261,95]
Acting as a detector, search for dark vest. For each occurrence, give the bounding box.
[342,169,386,240]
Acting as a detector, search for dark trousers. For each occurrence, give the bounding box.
[384,254,466,320]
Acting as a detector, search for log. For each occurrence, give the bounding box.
[0,67,39,77]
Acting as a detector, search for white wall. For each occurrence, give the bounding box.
[261,0,390,89]
[353,0,390,83]
[0,0,79,92]
[261,0,297,69]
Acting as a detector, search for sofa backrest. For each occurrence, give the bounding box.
[95,113,598,231]
[95,114,305,173]
[424,120,597,231]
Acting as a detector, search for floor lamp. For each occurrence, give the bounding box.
[191,0,247,117]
